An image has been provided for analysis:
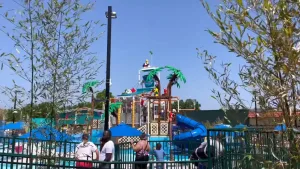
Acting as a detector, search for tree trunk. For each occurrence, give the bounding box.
[89,93,95,137]
[154,75,162,136]
[167,74,177,161]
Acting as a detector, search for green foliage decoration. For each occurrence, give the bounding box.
[109,102,122,113]
[165,66,186,88]
[146,67,164,82]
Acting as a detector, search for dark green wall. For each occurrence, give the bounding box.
[182,109,249,126]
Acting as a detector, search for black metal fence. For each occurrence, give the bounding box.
[207,128,300,169]
[116,140,201,162]
[3,128,300,168]
[0,137,202,161]
[0,137,207,168]
[0,153,205,169]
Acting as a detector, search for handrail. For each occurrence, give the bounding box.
[0,153,208,163]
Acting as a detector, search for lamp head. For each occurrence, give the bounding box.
[105,11,117,19]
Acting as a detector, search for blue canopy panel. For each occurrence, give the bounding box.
[109,122,142,137]
[3,122,26,130]
[19,125,72,141]
[118,87,153,97]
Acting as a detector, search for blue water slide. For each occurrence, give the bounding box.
[174,114,207,140]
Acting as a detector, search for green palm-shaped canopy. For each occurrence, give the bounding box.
[146,67,164,82]
[109,102,123,113]
[82,80,100,94]
[165,66,186,88]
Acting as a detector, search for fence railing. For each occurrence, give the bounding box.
[0,137,201,162]
[0,137,88,158]
[2,128,300,169]
[207,128,300,169]
[116,140,201,162]
[0,153,206,169]
[0,137,201,161]
[0,137,207,168]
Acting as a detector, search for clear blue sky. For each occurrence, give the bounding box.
[0,0,252,110]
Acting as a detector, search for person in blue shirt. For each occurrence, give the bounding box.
[153,143,165,169]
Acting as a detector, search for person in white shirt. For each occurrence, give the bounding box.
[75,134,99,168]
[99,130,115,169]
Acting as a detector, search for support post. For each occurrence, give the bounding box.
[158,98,161,135]
[168,100,174,161]
[117,107,121,125]
[177,99,179,114]
[104,6,113,130]
[132,98,135,128]
[147,101,150,135]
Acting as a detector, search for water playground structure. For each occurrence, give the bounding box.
[0,60,288,168]
[56,60,207,159]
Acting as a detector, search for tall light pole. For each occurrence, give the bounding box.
[104,6,117,130]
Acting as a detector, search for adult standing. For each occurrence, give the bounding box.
[99,130,115,168]
[131,133,150,169]
[75,134,99,168]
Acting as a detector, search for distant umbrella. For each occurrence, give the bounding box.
[234,124,247,137]
[234,124,247,129]
[274,124,286,131]
[213,124,232,129]
[210,124,232,137]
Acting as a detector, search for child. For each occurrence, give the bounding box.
[153,143,165,169]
